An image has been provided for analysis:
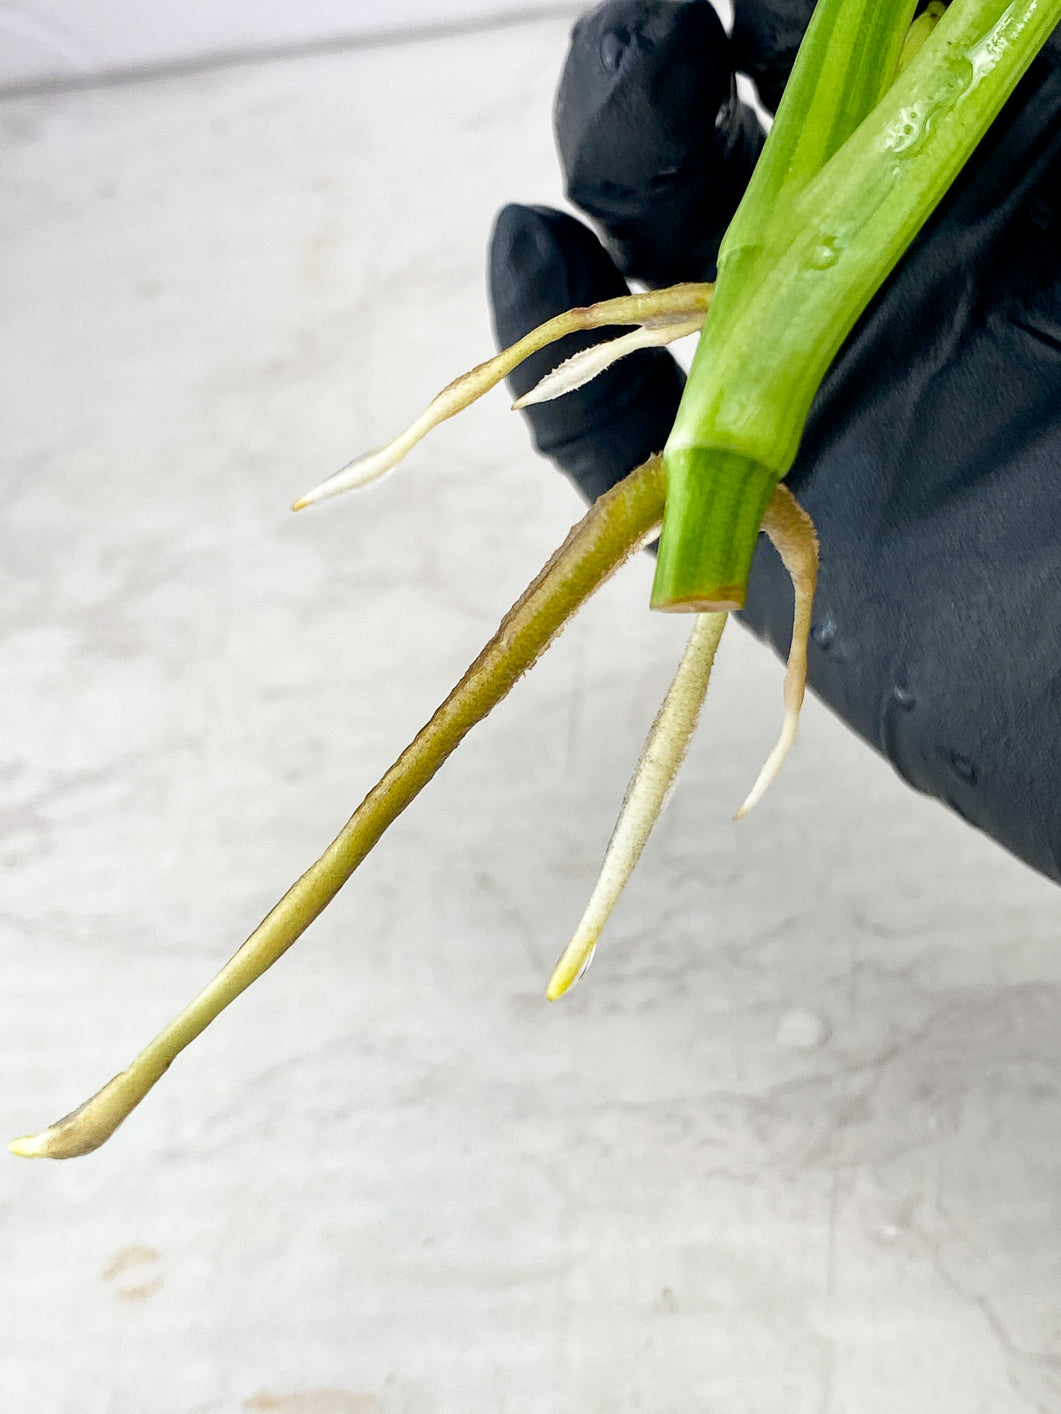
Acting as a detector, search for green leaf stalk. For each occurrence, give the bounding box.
[653,0,1061,609]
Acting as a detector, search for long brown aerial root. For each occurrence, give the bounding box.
[11,457,667,1159]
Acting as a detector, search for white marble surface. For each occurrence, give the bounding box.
[2,14,1061,1414]
[0,0,578,89]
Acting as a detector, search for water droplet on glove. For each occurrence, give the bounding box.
[948,751,977,785]
[812,611,837,649]
[600,26,630,72]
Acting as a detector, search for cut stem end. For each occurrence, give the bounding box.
[651,450,777,612]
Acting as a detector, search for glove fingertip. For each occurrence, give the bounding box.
[731,0,818,114]
[488,202,684,505]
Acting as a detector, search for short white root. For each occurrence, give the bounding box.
[734,483,819,818]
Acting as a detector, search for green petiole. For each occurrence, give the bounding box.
[653,0,1061,610]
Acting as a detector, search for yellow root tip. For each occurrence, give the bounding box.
[546,939,597,1001]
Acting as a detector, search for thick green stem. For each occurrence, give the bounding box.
[654,0,1061,609]
[725,0,918,264]
[649,450,775,611]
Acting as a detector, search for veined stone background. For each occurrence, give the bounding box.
[2,7,1061,1413]
[1,0,579,89]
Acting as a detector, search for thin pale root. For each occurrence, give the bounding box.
[513,316,706,410]
[734,483,819,818]
[293,285,712,509]
[547,610,727,1000]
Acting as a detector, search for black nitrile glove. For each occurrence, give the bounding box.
[490,0,1061,884]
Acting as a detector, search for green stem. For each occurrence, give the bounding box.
[649,450,775,611]
[725,0,918,265]
[654,0,1061,609]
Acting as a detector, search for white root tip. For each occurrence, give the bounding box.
[293,442,407,510]
[734,483,819,819]
[514,319,705,411]
[734,708,799,819]
[294,289,712,511]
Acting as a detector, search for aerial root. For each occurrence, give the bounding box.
[292,283,712,509]
[546,610,727,1001]
[12,368,820,1150]
[11,457,668,1159]
[734,483,819,819]
[512,315,706,410]
[547,482,819,1001]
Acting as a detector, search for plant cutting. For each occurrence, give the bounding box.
[11,0,1061,1160]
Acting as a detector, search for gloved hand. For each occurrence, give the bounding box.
[489,0,1061,885]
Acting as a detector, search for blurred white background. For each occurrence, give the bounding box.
[2,0,577,88]
[3,4,1061,1413]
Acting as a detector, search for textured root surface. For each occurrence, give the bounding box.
[12,458,667,1159]
[294,285,711,508]
[547,610,727,1000]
